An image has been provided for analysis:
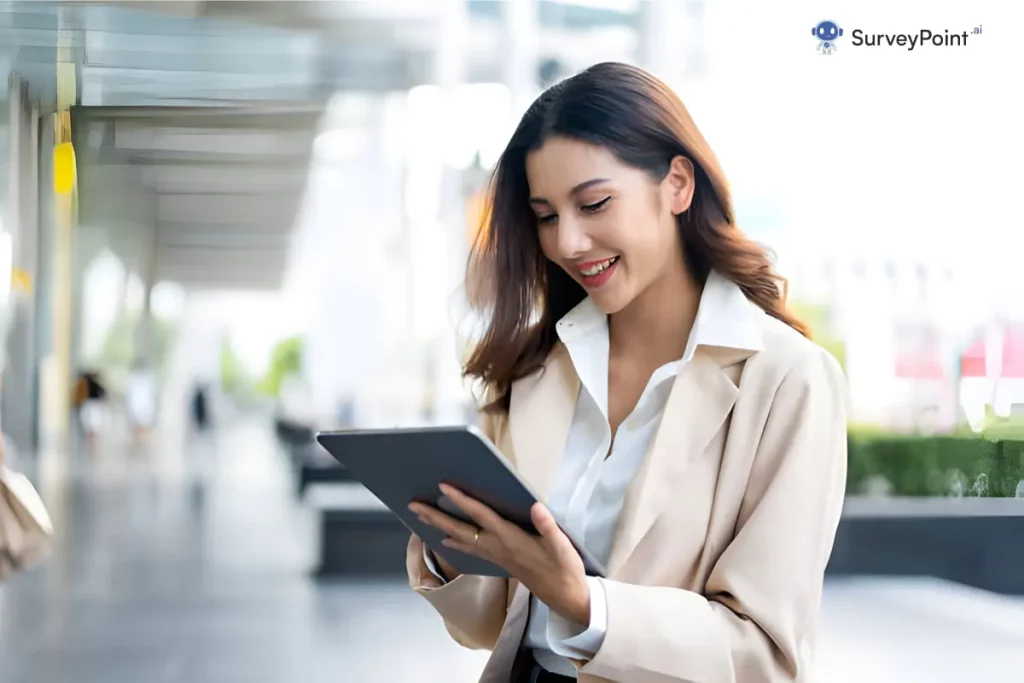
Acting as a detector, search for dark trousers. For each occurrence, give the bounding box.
[510,648,576,683]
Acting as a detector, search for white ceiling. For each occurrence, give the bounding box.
[76,105,321,290]
[3,0,639,107]
[3,0,640,291]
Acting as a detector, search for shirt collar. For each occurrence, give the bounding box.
[682,270,764,360]
[555,269,764,362]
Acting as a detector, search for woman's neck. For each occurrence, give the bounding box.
[608,263,702,365]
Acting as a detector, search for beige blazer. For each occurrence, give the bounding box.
[407,311,848,683]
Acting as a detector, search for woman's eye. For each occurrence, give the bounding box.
[536,214,557,225]
[581,197,611,213]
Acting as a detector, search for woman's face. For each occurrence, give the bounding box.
[526,136,695,314]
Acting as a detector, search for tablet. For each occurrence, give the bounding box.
[315,425,606,579]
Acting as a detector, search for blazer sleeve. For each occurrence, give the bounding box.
[579,346,849,683]
[406,402,511,651]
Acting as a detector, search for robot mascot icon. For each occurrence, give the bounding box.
[813,20,843,54]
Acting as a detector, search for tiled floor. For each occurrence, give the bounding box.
[1,419,1022,683]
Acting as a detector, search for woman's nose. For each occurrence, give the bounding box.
[554,219,591,260]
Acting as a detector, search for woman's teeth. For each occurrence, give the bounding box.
[580,257,619,277]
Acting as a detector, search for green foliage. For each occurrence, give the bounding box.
[978,406,1024,440]
[847,433,1024,498]
[93,312,177,375]
[257,336,303,397]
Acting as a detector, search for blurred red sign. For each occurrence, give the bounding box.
[1002,325,1024,377]
[958,325,1024,378]
[895,324,946,379]
[960,336,987,378]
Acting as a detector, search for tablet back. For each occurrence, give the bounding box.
[316,425,541,578]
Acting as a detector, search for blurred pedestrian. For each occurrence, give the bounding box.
[190,382,209,434]
[125,358,158,447]
[73,370,108,456]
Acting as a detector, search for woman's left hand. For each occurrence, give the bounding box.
[409,483,591,625]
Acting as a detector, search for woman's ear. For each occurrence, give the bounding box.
[665,155,696,216]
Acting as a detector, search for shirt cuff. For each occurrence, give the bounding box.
[422,546,448,585]
[545,576,607,659]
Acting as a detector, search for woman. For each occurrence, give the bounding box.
[406,62,847,683]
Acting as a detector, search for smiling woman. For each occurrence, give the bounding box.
[407,61,848,683]
[465,61,809,414]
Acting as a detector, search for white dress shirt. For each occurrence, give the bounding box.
[427,271,749,678]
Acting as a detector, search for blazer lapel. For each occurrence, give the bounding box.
[605,350,742,576]
[508,343,580,502]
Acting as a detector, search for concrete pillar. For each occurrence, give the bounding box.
[2,75,41,452]
[133,219,159,368]
[69,234,102,377]
[33,101,55,450]
[502,0,540,122]
[45,114,74,448]
[637,0,708,84]
[39,7,79,450]
[683,0,710,82]
[405,0,471,423]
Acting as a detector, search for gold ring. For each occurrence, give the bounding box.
[472,529,480,549]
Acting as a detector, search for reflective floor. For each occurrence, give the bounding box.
[1,419,1022,683]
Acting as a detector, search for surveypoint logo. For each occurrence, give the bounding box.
[812,20,983,55]
[812,20,843,55]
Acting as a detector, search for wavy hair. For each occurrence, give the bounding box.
[464,62,808,413]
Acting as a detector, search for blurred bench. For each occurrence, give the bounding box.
[274,415,314,448]
[291,439,353,496]
[828,498,1024,595]
[306,483,408,578]
[272,412,354,496]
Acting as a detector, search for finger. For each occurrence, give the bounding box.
[413,503,472,536]
[409,502,478,541]
[438,483,507,533]
[531,503,570,551]
[530,503,559,535]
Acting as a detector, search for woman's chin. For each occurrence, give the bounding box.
[588,284,634,315]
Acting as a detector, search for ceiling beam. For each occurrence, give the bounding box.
[133,164,307,194]
[156,245,287,269]
[156,230,292,249]
[156,193,298,226]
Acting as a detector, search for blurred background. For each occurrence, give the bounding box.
[0,1,1022,682]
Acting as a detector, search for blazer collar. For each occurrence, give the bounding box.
[508,343,580,505]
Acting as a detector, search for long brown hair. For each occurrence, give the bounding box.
[464,62,808,413]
